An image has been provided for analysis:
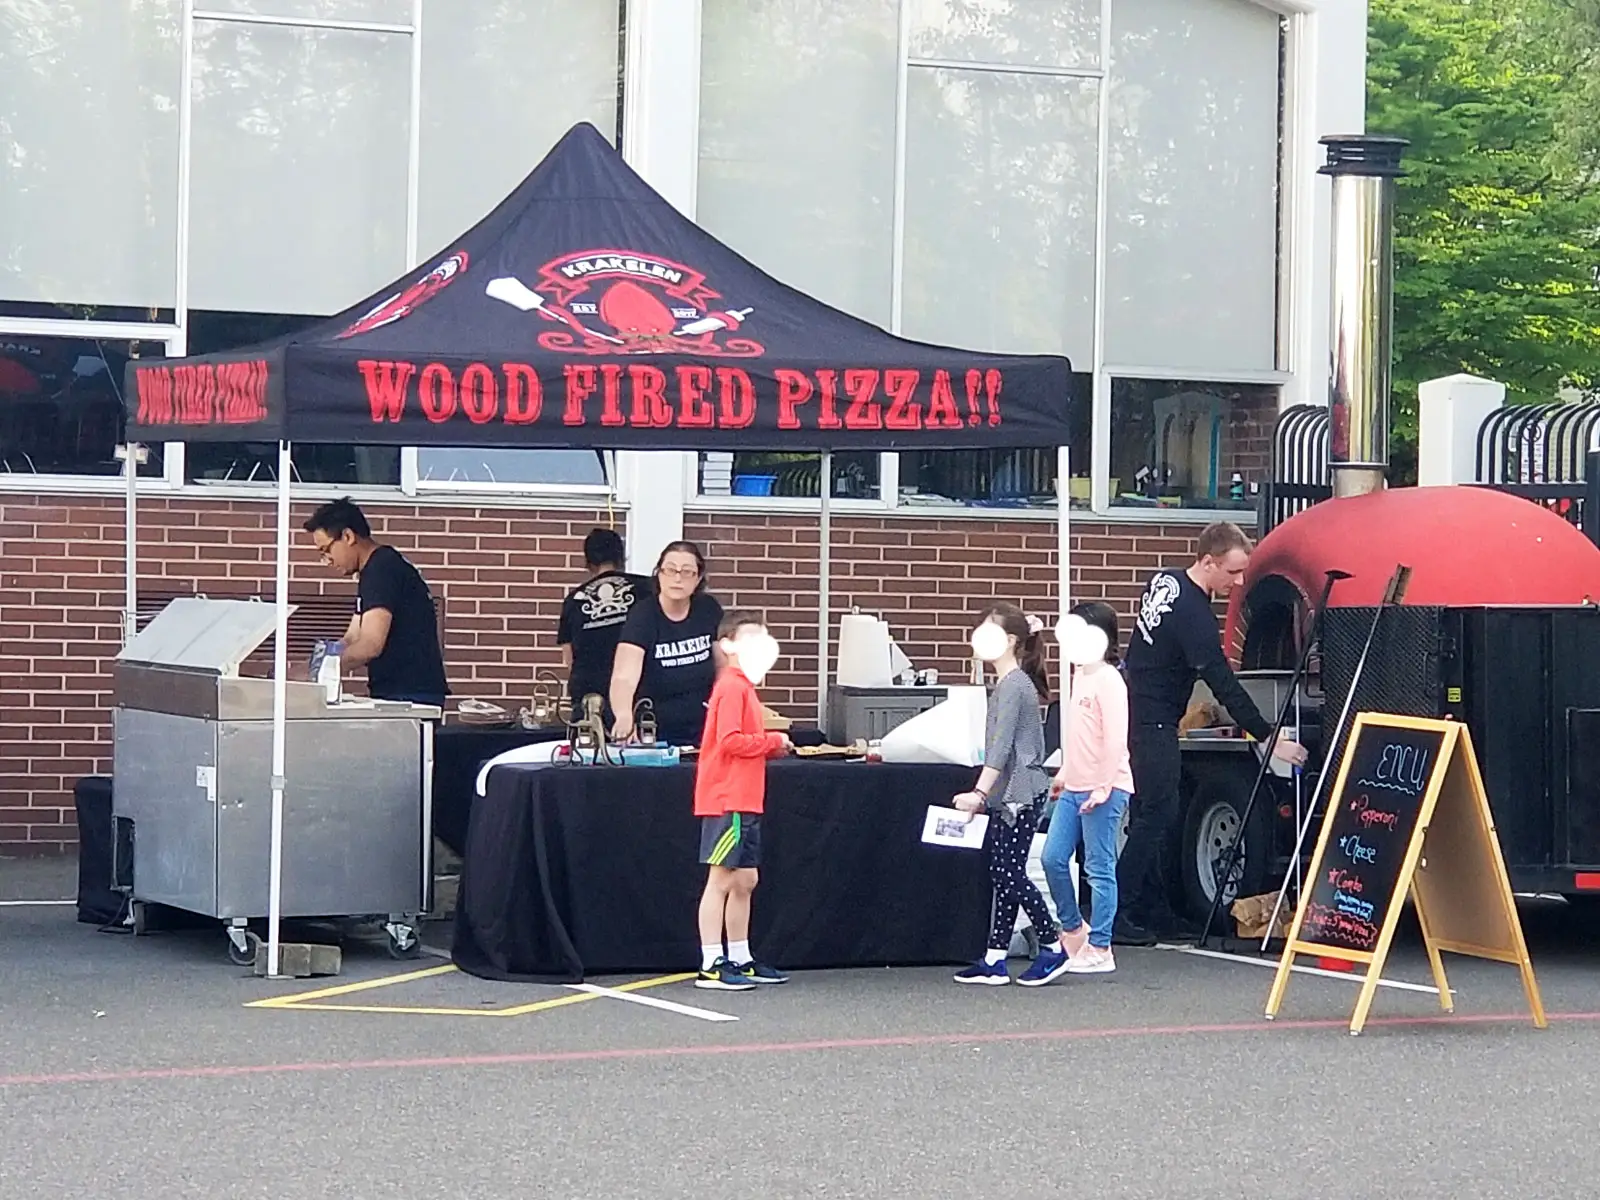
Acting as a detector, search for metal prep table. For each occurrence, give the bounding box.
[112,597,440,963]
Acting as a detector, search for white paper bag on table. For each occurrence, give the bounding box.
[879,686,987,767]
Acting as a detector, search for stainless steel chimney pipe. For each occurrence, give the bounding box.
[1321,134,1408,498]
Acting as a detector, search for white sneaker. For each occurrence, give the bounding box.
[1066,946,1116,974]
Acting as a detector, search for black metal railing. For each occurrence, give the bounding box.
[1257,399,1600,547]
[1475,401,1600,544]
[1257,404,1331,536]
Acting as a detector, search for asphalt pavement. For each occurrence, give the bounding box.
[2,856,1598,1199]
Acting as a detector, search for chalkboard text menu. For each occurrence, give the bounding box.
[1298,722,1446,953]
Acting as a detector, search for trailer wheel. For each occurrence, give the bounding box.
[227,931,260,967]
[1181,782,1268,922]
[385,922,422,960]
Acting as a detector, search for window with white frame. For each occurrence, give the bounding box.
[0,0,623,493]
[0,335,167,479]
[1109,377,1278,511]
[1103,0,1283,373]
[693,0,1286,514]
[695,0,897,502]
[0,2,182,313]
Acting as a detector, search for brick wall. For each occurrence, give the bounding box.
[0,494,606,854]
[0,493,1217,853]
[684,512,1205,715]
[1222,384,1278,484]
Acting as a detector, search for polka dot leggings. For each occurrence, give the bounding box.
[988,805,1058,952]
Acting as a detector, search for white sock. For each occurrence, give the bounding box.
[727,939,752,965]
[701,944,723,971]
[984,948,1007,966]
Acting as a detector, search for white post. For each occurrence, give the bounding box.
[121,443,140,645]
[817,451,832,728]
[616,0,701,574]
[266,440,292,978]
[1417,373,1506,486]
[1057,445,1071,748]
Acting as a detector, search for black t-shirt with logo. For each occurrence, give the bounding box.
[357,544,449,703]
[1125,568,1269,739]
[617,591,725,744]
[557,569,650,707]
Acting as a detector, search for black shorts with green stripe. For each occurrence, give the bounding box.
[699,811,762,869]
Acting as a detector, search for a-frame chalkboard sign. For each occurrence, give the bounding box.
[1265,713,1546,1035]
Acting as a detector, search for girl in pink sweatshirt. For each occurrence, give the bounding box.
[1041,602,1135,974]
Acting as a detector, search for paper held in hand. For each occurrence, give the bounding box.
[921,805,989,850]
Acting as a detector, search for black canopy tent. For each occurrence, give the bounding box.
[119,123,1075,975]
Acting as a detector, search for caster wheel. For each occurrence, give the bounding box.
[131,900,149,937]
[227,931,259,967]
[386,925,421,960]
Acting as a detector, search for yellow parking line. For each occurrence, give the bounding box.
[247,967,696,1017]
[259,998,590,1018]
[499,973,695,1015]
[246,964,458,1009]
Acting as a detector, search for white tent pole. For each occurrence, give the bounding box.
[1057,445,1071,749]
[121,443,139,646]
[817,451,833,728]
[267,440,292,978]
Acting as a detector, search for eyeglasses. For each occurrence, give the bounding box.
[658,565,700,580]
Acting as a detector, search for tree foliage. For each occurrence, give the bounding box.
[1369,0,1600,449]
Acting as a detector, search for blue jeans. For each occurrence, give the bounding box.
[1041,788,1132,949]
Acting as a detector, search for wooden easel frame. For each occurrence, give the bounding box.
[1265,714,1546,1035]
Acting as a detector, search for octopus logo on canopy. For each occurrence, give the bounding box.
[485,250,762,357]
[335,251,470,340]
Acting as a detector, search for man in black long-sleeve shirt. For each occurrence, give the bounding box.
[1115,522,1307,946]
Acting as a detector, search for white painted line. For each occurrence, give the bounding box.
[0,899,75,907]
[1170,945,1444,996]
[566,982,739,1023]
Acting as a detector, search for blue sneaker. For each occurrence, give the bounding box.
[695,957,756,991]
[1016,946,1071,987]
[953,960,1011,986]
[734,960,789,985]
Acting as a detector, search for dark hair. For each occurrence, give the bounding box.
[980,601,1050,700]
[302,496,370,540]
[583,527,625,569]
[653,539,708,594]
[1071,601,1122,666]
[717,609,765,639]
[1195,521,1252,561]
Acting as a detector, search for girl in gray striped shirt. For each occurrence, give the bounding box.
[951,602,1073,987]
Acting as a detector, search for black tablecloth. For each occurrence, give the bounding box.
[452,760,991,982]
[432,725,567,855]
[74,776,120,925]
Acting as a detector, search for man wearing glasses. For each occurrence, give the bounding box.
[303,497,448,708]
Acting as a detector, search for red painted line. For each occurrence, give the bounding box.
[0,1010,1590,1089]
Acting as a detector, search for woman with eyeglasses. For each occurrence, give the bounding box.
[609,540,725,746]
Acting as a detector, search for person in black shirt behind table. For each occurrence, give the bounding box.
[557,527,649,723]
[304,497,448,707]
[609,540,724,746]
[1115,521,1306,947]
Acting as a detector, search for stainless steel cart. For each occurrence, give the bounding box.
[112,597,439,963]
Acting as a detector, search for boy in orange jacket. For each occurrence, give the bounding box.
[693,611,792,990]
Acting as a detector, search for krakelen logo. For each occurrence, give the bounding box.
[485,249,762,357]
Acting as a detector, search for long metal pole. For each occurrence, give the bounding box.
[405,0,422,267]
[1057,444,1071,751]
[266,440,292,977]
[1259,563,1411,949]
[817,451,832,727]
[1197,567,1347,948]
[122,444,140,646]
